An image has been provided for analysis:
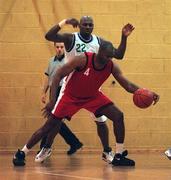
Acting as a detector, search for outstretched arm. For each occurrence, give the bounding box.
[42,54,86,118]
[111,62,159,104]
[112,62,139,93]
[113,23,134,59]
[45,18,79,50]
[50,58,83,100]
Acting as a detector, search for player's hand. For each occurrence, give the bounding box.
[122,23,135,37]
[152,92,160,105]
[41,101,55,118]
[66,18,79,28]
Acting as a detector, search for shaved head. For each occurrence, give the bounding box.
[80,16,93,24]
[79,16,94,38]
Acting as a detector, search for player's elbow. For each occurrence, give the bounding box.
[125,86,135,94]
[116,54,124,60]
[45,32,54,41]
[114,53,124,60]
[45,33,51,41]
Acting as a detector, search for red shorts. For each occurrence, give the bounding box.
[52,91,113,120]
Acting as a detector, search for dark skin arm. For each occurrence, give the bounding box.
[111,62,160,104]
[45,18,134,57]
[42,54,86,118]
[45,18,79,50]
[113,23,135,59]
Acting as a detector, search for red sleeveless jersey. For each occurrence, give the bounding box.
[63,52,113,98]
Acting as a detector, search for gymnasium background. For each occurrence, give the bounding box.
[0,0,170,152]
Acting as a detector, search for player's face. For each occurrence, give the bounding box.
[79,18,94,37]
[54,42,64,57]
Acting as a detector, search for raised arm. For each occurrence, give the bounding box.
[45,18,79,50]
[113,23,134,59]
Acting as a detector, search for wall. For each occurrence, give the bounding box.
[0,0,170,151]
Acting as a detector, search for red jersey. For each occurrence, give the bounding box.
[63,52,113,98]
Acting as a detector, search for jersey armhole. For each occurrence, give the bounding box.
[65,34,75,52]
[97,36,101,45]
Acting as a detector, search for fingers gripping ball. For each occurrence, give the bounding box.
[133,88,154,108]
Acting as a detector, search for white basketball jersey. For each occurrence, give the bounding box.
[65,32,100,62]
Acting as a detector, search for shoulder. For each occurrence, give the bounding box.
[67,53,86,64]
[76,53,88,71]
[92,34,100,42]
[98,37,105,45]
[63,53,86,71]
[73,53,87,66]
[48,56,56,63]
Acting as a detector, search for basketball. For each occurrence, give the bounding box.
[133,88,154,108]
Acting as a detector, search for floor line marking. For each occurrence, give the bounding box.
[36,171,103,180]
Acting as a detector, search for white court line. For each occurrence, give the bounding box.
[36,171,103,180]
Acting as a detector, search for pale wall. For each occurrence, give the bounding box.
[0,0,171,151]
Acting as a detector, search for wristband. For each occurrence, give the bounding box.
[58,19,66,28]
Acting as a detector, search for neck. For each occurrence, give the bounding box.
[56,54,64,61]
[79,32,91,41]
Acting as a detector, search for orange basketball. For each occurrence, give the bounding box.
[133,88,154,108]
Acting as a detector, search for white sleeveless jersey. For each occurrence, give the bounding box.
[65,32,100,62]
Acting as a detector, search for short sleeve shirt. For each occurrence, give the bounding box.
[45,55,65,86]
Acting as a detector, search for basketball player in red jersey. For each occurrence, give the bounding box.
[43,16,135,163]
[13,40,159,166]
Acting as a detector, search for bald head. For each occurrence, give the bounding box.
[79,16,94,38]
[79,16,93,24]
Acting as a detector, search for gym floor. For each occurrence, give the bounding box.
[1,151,171,180]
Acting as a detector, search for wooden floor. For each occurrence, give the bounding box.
[1,151,171,180]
